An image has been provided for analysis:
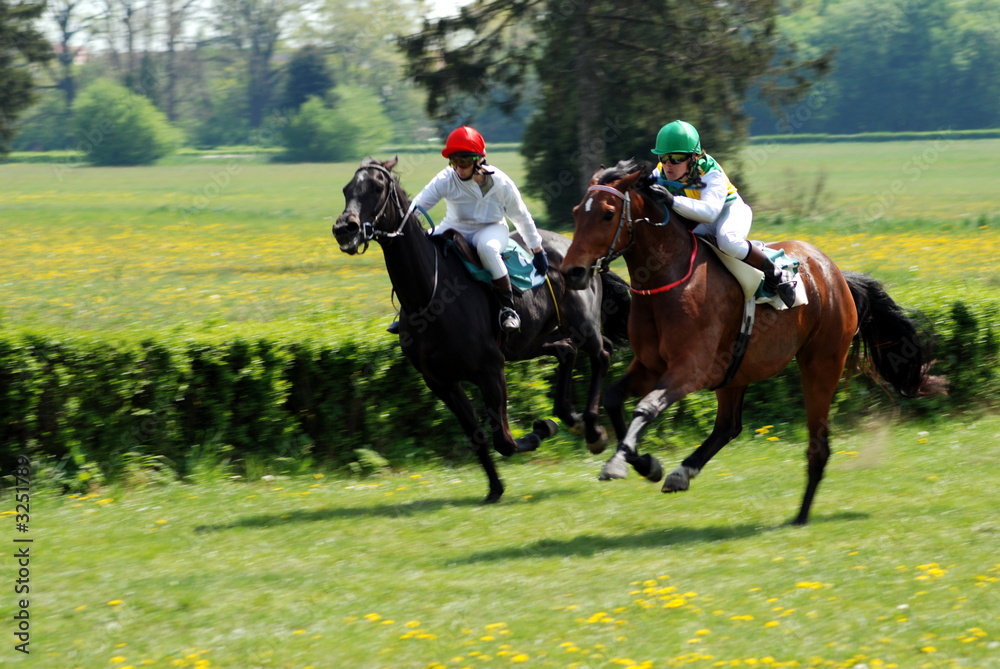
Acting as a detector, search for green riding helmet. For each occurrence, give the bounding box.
[653,120,701,156]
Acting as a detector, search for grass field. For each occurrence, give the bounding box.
[5,414,1000,668]
[2,140,1000,668]
[2,140,999,335]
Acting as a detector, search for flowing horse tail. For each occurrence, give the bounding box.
[844,271,945,397]
[599,270,632,347]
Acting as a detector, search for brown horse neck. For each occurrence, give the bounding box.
[625,217,699,293]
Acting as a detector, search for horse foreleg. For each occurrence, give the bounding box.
[580,335,613,454]
[427,379,504,504]
[663,386,747,493]
[600,364,671,483]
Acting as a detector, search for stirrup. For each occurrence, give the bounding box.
[775,281,796,308]
[386,319,400,334]
[499,307,520,332]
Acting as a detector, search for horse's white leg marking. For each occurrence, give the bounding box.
[599,450,629,480]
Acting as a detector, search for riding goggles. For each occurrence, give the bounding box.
[659,153,692,165]
[449,154,481,168]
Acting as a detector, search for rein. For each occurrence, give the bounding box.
[630,231,698,295]
[586,182,697,294]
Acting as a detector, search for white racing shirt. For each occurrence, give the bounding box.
[413,164,544,251]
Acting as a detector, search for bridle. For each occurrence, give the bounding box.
[344,162,441,311]
[584,183,646,273]
[351,163,414,253]
[584,181,697,294]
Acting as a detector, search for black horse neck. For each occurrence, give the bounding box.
[625,201,698,291]
[376,185,440,314]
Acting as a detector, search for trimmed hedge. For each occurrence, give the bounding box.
[1,300,996,489]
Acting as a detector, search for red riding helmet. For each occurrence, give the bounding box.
[442,126,486,158]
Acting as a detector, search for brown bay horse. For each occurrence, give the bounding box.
[561,160,941,524]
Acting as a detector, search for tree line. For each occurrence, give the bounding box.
[2,0,998,220]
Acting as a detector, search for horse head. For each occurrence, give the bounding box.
[333,156,401,254]
[562,159,653,290]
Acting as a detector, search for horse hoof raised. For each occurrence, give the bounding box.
[598,451,629,480]
[533,419,560,439]
[587,427,608,455]
[662,465,696,492]
[515,434,541,453]
[633,453,663,483]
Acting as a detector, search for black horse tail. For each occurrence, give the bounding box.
[599,270,632,347]
[844,271,943,397]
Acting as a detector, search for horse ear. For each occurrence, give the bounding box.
[589,166,605,186]
[384,155,399,171]
[620,168,645,190]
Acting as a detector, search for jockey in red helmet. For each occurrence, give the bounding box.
[387,126,548,334]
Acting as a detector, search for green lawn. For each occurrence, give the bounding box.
[2,141,999,335]
[6,413,1000,668]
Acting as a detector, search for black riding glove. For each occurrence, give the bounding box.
[532,249,549,276]
[649,183,675,209]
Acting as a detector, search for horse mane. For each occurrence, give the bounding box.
[598,159,655,199]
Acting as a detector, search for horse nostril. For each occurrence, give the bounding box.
[563,266,591,290]
[333,214,360,237]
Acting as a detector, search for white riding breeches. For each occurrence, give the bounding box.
[436,221,510,280]
[690,199,753,260]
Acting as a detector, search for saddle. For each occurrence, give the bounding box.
[435,229,546,294]
[699,236,807,310]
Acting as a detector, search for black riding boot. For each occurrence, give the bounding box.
[386,318,400,334]
[491,276,521,331]
[744,244,796,308]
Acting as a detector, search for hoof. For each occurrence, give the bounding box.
[598,451,629,480]
[566,412,586,437]
[533,419,560,439]
[494,442,517,458]
[483,490,503,505]
[587,426,608,455]
[515,434,541,453]
[633,453,663,483]
[661,465,696,492]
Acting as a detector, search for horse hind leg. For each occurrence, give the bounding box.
[427,379,505,504]
[542,338,586,436]
[792,350,846,525]
[663,386,746,493]
[579,335,613,454]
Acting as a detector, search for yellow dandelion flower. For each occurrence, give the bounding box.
[108,600,123,606]
[512,654,530,662]
[765,621,780,628]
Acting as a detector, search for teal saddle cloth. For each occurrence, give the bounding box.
[446,238,546,293]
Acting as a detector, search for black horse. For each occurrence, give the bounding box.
[333,157,631,503]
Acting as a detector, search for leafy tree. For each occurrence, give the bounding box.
[0,0,53,156]
[402,0,829,223]
[282,44,335,111]
[73,79,181,165]
[281,86,391,162]
[213,0,296,128]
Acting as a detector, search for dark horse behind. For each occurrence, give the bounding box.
[333,157,631,503]
[561,159,945,524]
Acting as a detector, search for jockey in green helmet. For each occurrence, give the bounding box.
[650,120,795,308]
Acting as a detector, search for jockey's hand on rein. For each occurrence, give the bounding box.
[532,249,549,276]
[649,183,674,208]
